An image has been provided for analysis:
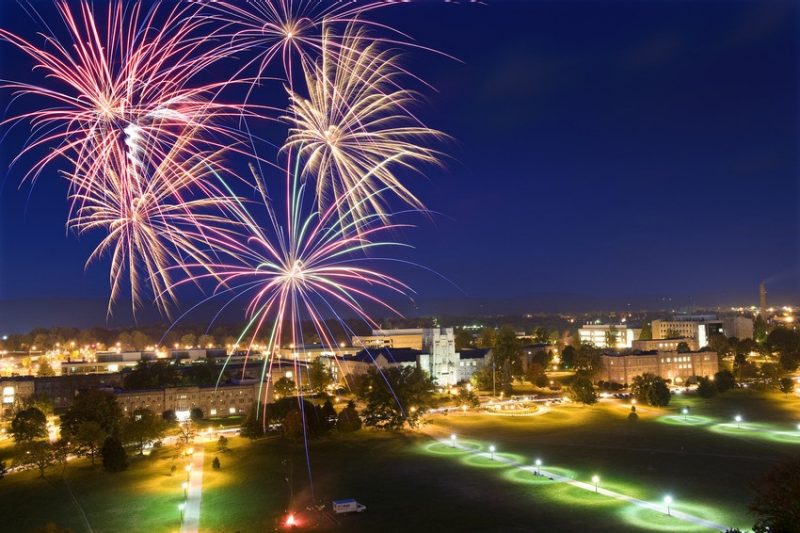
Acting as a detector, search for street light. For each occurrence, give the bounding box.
[179,503,185,522]
[735,415,742,429]
[489,445,496,461]
[182,481,188,497]
[450,434,457,448]
[535,458,542,476]
[664,495,673,516]
[462,405,468,416]
[681,407,688,421]
[591,475,600,493]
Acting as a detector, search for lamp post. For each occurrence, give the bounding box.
[450,434,457,448]
[664,495,672,516]
[489,445,496,461]
[735,415,742,429]
[535,458,542,476]
[179,503,185,522]
[681,407,688,421]
[182,481,188,498]
[592,475,600,493]
[462,405,468,416]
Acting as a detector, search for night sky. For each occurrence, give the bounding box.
[0,0,798,331]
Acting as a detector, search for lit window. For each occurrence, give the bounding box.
[210,409,217,416]
[229,407,236,414]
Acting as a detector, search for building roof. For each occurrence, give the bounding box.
[459,348,490,360]
[353,347,422,364]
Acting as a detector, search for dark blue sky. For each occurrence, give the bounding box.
[1,0,798,329]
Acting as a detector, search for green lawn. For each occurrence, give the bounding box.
[0,448,192,533]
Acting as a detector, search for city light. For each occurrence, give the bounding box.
[664,495,673,516]
[592,475,600,493]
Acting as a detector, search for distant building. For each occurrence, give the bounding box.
[0,373,123,415]
[651,319,723,347]
[599,351,718,385]
[520,343,560,370]
[579,324,639,349]
[631,338,698,352]
[722,316,754,340]
[458,348,491,382]
[115,383,258,420]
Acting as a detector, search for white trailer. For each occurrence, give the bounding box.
[332,499,366,514]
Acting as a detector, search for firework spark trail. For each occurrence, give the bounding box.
[284,23,446,230]
[69,127,241,317]
[0,0,265,197]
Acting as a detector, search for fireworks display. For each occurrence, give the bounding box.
[1,1,449,410]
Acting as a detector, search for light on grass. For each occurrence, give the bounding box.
[450,434,457,448]
[664,495,673,516]
[735,415,742,429]
[535,458,542,476]
[592,475,600,493]
[489,445,496,461]
[681,407,688,421]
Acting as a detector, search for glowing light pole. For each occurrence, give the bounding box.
[796,423,800,433]
[179,503,185,522]
[681,407,688,421]
[592,475,600,493]
[489,445,496,461]
[450,434,457,448]
[735,415,742,429]
[182,481,188,497]
[664,495,673,516]
[462,405,468,416]
[535,458,542,476]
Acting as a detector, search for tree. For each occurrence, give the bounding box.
[477,328,496,349]
[531,350,553,368]
[60,390,124,439]
[190,407,204,421]
[274,377,296,398]
[22,394,54,417]
[778,377,795,397]
[605,327,619,348]
[217,435,229,452]
[696,376,717,398]
[750,456,800,532]
[560,345,577,369]
[362,366,435,430]
[753,315,768,344]
[759,363,783,388]
[240,404,265,439]
[11,407,47,443]
[37,359,56,377]
[101,436,127,472]
[676,342,691,353]
[130,331,151,351]
[180,333,197,348]
[123,361,179,390]
[707,334,730,357]
[524,363,546,386]
[639,323,652,340]
[566,376,597,405]
[713,370,736,393]
[76,421,106,465]
[493,326,521,394]
[457,387,480,408]
[307,359,333,393]
[212,457,221,470]
[320,399,337,426]
[631,374,671,407]
[17,441,53,478]
[197,334,216,348]
[122,409,166,455]
[765,328,800,371]
[454,329,474,350]
[575,344,602,375]
[532,327,550,343]
[336,400,362,432]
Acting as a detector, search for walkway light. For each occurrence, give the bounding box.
[450,434,457,448]
[664,495,673,516]
[681,407,688,421]
[592,475,600,493]
[735,415,742,429]
[179,503,185,521]
[182,481,188,497]
[535,458,542,476]
[489,445,496,460]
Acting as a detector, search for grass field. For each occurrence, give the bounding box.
[0,447,192,533]
[1,389,798,532]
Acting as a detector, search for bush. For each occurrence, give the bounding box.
[162,410,176,422]
[101,436,127,473]
[697,377,717,398]
[628,411,639,421]
[336,401,362,433]
[566,376,597,405]
[713,370,736,393]
[212,457,220,470]
[190,407,204,421]
[631,373,671,407]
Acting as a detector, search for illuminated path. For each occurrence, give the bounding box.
[180,448,205,533]
[433,436,730,532]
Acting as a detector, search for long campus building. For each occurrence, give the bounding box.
[599,350,718,385]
